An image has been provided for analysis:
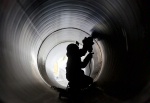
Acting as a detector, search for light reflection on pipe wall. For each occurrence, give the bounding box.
[0,0,141,103]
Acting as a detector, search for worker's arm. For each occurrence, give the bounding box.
[79,37,94,56]
[79,46,88,56]
[81,52,93,68]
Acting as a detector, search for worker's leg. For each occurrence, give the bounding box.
[80,75,93,88]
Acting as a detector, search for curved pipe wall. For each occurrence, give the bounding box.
[0,0,149,102]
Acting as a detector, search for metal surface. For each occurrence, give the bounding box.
[0,0,149,103]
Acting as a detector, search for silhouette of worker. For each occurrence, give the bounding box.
[66,37,94,90]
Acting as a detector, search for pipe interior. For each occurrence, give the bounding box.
[0,0,150,103]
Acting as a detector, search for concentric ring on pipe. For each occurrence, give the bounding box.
[37,27,103,88]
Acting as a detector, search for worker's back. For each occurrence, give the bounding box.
[66,44,84,82]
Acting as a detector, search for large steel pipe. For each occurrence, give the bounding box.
[0,0,149,103]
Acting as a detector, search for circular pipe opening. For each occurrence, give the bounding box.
[37,28,103,88]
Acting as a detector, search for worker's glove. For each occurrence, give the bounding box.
[88,52,94,59]
[82,37,94,51]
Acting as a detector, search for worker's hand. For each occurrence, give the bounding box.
[88,52,94,59]
[83,37,94,46]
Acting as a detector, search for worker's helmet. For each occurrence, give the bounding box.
[66,43,79,57]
